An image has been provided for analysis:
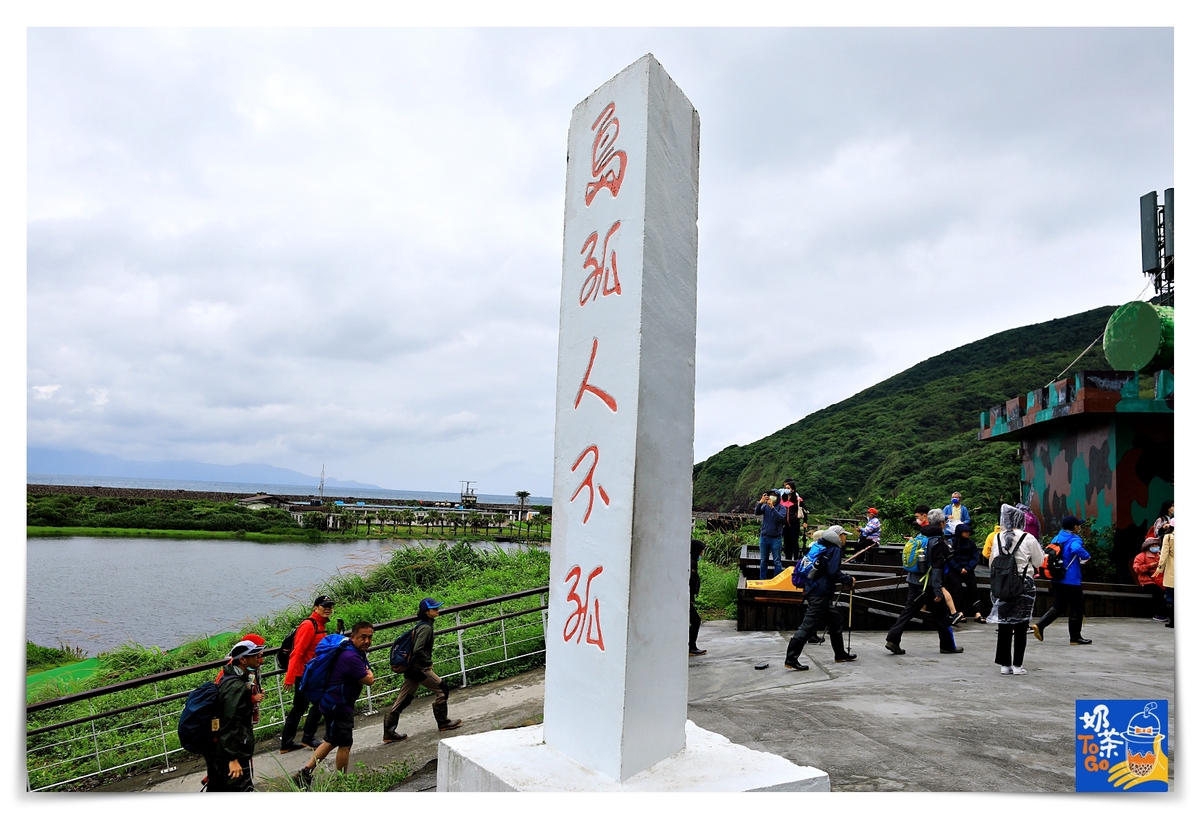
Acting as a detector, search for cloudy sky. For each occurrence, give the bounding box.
[25,27,1173,497]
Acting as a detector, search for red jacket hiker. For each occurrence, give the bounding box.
[284,613,330,686]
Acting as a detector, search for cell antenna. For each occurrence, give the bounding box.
[319,464,325,502]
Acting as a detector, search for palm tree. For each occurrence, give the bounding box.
[401,509,415,535]
[516,490,531,522]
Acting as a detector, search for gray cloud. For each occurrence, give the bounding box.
[27,28,1173,495]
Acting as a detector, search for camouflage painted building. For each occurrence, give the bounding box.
[978,369,1174,580]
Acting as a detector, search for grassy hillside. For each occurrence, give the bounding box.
[692,306,1116,527]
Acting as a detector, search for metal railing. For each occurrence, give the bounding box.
[26,586,549,792]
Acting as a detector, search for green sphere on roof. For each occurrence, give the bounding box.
[1103,301,1173,372]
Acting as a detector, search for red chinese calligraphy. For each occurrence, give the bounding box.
[585,102,626,206]
[580,220,622,306]
[563,565,605,650]
[570,444,610,524]
[574,337,618,413]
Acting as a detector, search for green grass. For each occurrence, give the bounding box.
[26,642,88,674]
[259,758,414,792]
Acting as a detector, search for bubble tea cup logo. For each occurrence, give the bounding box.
[1076,700,1168,792]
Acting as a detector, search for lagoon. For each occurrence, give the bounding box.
[25,537,401,655]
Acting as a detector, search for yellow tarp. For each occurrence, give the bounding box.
[745,569,801,592]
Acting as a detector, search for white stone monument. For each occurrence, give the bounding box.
[438,54,828,792]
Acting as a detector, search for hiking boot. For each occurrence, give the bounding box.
[1000,665,1014,675]
[1030,624,1043,642]
[293,766,314,790]
[783,661,809,671]
[940,647,964,654]
[885,641,905,655]
[382,731,408,744]
[1011,666,1027,675]
[279,740,306,754]
[950,612,966,626]
[1152,615,1169,622]
[438,719,463,732]
[300,735,320,749]
[689,648,708,656]
[1071,638,1093,645]
[834,652,857,663]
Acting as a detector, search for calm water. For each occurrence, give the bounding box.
[25,537,401,655]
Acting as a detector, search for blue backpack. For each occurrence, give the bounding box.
[902,534,929,576]
[796,542,825,580]
[177,674,239,755]
[389,627,416,673]
[299,634,351,711]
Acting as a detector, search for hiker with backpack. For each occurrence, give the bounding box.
[987,503,1045,675]
[944,522,984,623]
[884,506,961,657]
[279,595,335,753]
[294,621,377,787]
[382,597,463,741]
[783,525,857,670]
[1031,516,1091,645]
[204,639,264,791]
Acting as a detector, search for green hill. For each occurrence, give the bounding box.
[692,306,1116,527]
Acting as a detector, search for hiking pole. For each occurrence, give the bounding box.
[820,589,844,642]
[843,542,879,564]
[846,586,855,652]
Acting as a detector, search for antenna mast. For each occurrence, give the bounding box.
[319,464,325,502]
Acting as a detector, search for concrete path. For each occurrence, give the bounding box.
[122,616,1173,792]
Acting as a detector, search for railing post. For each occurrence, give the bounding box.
[541,592,548,637]
[88,699,102,776]
[153,682,177,774]
[499,600,508,660]
[455,612,468,688]
[362,662,378,716]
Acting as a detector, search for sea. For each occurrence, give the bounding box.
[28,474,552,506]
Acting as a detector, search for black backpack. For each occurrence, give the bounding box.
[277,616,318,672]
[1043,543,1066,582]
[990,532,1029,602]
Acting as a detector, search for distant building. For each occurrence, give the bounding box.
[237,494,286,510]
[978,369,1173,578]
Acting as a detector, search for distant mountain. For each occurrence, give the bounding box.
[692,305,1117,517]
[26,448,380,490]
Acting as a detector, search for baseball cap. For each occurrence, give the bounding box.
[420,597,444,612]
[314,595,335,608]
[228,639,265,660]
[867,508,878,515]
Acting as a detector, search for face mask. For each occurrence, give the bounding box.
[952,498,960,504]
[1150,547,1160,554]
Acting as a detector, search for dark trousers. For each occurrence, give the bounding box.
[282,687,324,744]
[785,594,847,664]
[1165,587,1174,626]
[689,600,702,649]
[995,624,1028,667]
[782,523,802,562]
[885,581,957,651]
[943,568,982,616]
[204,755,253,792]
[1144,584,1167,618]
[1036,582,1084,640]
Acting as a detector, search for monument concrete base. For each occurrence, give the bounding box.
[437,720,830,792]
